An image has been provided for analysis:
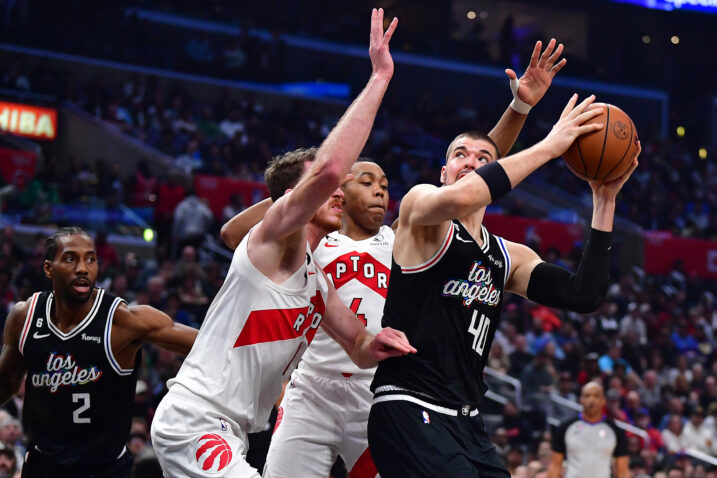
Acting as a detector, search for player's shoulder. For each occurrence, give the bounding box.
[402,183,438,203]
[3,293,41,342]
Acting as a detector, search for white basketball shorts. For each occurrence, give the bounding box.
[263,368,378,478]
[151,388,261,478]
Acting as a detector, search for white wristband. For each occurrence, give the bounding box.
[509,78,532,115]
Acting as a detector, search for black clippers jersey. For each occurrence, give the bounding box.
[19,289,139,466]
[372,221,512,407]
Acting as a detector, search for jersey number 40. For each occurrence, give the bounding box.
[468,310,491,357]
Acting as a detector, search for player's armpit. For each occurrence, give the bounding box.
[0,301,30,404]
[220,198,273,250]
[114,304,198,356]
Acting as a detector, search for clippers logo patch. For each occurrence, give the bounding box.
[195,434,233,473]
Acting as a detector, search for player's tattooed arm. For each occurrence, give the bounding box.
[489,39,567,157]
[220,198,273,250]
[113,303,198,357]
[0,301,29,405]
[320,277,415,368]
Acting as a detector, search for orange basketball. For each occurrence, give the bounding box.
[562,103,639,181]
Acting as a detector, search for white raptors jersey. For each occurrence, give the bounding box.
[167,226,330,433]
[299,225,394,378]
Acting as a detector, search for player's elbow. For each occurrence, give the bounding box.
[219,223,239,250]
[568,289,606,314]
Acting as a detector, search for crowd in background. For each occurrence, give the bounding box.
[2,60,716,241]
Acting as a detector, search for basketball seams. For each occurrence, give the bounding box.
[600,117,634,181]
[593,105,611,179]
[575,139,589,179]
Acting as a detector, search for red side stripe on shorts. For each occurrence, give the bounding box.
[349,448,378,478]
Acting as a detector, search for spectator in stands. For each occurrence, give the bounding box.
[635,408,664,452]
[95,230,120,275]
[502,401,532,447]
[0,441,17,478]
[508,334,532,378]
[576,352,603,387]
[599,345,633,375]
[638,370,663,414]
[154,172,186,256]
[623,390,643,424]
[13,249,45,294]
[672,321,699,355]
[662,414,687,455]
[621,302,648,344]
[222,193,245,224]
[127,159,157,208]
[682,407,712,454]
[171,186,213,256]
[146,275,167,311]
[521,349,556,412]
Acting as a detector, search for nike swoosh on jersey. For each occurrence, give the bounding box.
[455,232,472,243]
[33,332,50,339]
[324,243,339,247]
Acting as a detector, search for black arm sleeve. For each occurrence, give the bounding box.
[526,228,612,314]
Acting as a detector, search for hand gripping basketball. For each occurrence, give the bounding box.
[541,94,605,160]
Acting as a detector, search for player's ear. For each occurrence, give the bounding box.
[44,260,53,279]
[440,165,447,185]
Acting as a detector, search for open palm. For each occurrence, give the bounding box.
[506,39,566,106]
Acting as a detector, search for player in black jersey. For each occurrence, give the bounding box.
[0,227,197,478]
[368,53,642,476]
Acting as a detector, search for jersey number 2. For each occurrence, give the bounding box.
[72,393,91,424]
[349,298,367,327]
[468,310,491,356]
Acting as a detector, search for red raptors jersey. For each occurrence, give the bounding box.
[299,226,394,378]
[168,226,330,432]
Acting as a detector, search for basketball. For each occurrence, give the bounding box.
[562,103,639,181]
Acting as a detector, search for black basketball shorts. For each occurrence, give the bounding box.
[368,396,510,478]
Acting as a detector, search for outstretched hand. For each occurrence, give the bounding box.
[367,327,417,362]
[589,141,641,198]
[369,8,398,78]
[505,39,566,107]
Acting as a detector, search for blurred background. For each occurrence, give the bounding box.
[0,0,715,477]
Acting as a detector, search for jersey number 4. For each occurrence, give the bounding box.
[349,298,367,327]
[468,310,491,356]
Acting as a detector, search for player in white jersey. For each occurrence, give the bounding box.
[150,10,415,478]
[222,161,393,477]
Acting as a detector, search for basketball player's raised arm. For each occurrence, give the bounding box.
[113,303,198,356]
[502,155,639,313]
[489,39,567,156]
[320,278,416,369]
[220,198,273,250]
[0,301,29,404]
[401,95,604,227]
[256,9,397,242]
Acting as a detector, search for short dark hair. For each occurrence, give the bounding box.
[445,131,502,162]
[45,226,92,261]
[264,147,318,202]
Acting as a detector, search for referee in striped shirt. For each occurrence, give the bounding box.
[548,381,629,478]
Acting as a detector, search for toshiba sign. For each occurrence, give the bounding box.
[0,101,57,140]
